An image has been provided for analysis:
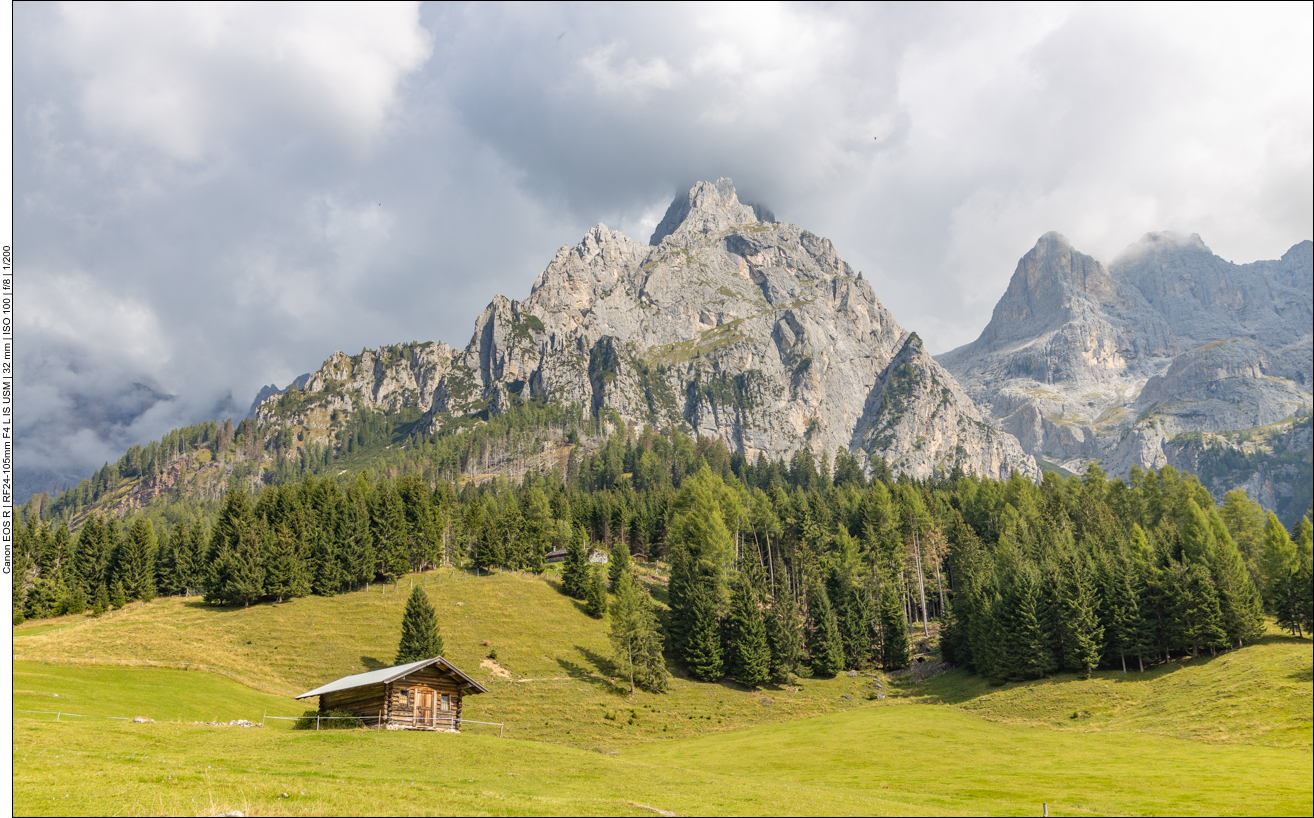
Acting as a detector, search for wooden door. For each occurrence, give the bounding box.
[414,688,436,728]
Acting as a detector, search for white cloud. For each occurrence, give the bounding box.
[13,2,1312,498]
[55,1,432,160]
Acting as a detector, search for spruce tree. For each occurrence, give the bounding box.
[608,571,668,693]
[726,574,770,688]
[608,538,631,592]
[1103,560,1143,673]
[120,518,158,602]
[109,579,127,609]
[1260,512,1300,633]
[805,578,845,677]
[92,584,109,616]
[1295,517,1313,637]
[683,573,724,681]
[396,586,444,664]
[1170,563,1227,656]
[1206,510,1265,647]
[765,572,804,683]
[1000,564,1054,681]
[1060,559,1104,677]
[561,525,589,599]
[266,525,312,603]
[878,572,912,670]
[584,565,608,619]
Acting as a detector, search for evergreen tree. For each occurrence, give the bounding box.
[1059,559,1104,677]
[265,525,312,603]
[682,570,725,681]
[1102,559,1143,673]
[725,573,771,688]
[92,584,109,616]
[584,565,608,619]
[1294,517,1314,637]
[74,516,110,599]
[878,572,912,670]
[109,579,127,609]
[765,572,804,683]
[608,537,631,592]
[805,577,845,677]
[206,519,267,608]
[119,518,158,602]
[1260,512,1300,634]
[395,586,444,664]
[1170,563,1228,656]
[1206,510,1265,647]
[608,571,668,693]
[561,525,589,599]
[999,564,1054,681]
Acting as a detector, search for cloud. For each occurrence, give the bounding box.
[13,2,1312,501]
[54,1,432,160]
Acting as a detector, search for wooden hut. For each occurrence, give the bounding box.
[295,657,488,732]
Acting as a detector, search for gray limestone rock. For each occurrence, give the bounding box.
[258,179,1037,481]
[939,229,1313,498]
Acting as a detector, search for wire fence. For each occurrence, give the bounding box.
[14,707,503,736]
[11,655,290,695]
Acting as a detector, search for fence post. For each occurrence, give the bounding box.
[55,711,60,722]
[316,716,321,731]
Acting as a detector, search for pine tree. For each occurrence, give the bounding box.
[1295,517,1313,637]
[1102,559,1142,673]
[878,572,912,670]
[1206,510,1265,647]
[266,525,312,603]
[683,571,724,681]
[1170,563,1228,656]
[608,538,631,592]
[1060,559,1104,677]
[74,516,110,599]
[109,579,127,609]
[608,571,668,694]
[726,574,770,688]
[1259,512,1300,634]
[395,586,444,664]
[561,525,589,599]
[999,564,1054,681]
[120,518,158,602]
[92,584,109,616]
[765,572,804,683]
[584,565,608,619]
[805,577,845,677]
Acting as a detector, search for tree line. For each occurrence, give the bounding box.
[13,423,1312,691]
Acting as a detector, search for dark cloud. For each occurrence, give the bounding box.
[14,2,1312,501]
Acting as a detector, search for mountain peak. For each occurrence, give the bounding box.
[649,178,767,245]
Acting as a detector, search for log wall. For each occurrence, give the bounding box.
[316,667,472,731]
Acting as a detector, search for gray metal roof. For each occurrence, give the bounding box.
[295,657,489,699]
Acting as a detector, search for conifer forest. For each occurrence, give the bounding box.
[14,402,1314,690]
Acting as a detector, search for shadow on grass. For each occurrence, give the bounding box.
[555,647,629,696]
[1290,664,1313,683]
[360,656,387,671]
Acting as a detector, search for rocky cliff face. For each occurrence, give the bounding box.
[255,179,1037,481]
[939,231,1313,483]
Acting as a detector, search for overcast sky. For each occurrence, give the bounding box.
[15,1,1313,500]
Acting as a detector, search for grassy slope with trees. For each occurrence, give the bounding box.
[12,583,1312,816]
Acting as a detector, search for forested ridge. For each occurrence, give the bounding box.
[13,410,1313,688]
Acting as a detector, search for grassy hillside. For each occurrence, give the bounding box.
[910,626,1313,749]
[13,569,873,750]
[13,568,1312,815]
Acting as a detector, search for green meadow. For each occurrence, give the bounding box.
[12,570,1313,815]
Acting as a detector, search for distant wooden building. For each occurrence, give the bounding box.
[296,657,488,732]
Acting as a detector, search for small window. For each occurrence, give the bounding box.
[441,693,451,711]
